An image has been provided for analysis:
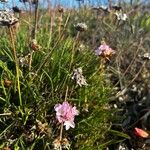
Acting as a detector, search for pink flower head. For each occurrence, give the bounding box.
[54,101,79,130]
[95,41,115,58]
[134,127,149,138]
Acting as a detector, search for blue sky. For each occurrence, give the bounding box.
[0,0,109,9]
[0,0,149,9]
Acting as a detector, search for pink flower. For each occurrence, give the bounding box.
[95,41,115,58]
[54,101,79,130]
[134,127,149,138]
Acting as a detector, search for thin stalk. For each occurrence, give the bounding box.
[29,0,39,78]
[29,51,33,79]
[89,57,106,79]
[58,13,63,37]
[29,52,33,71]
[32,0,39,39]
[47,9,55,48]
[8,26,22,106]
[69,31,80,71]
[108,0,112,9]
[59,123,63,150]
[65,86,68,101]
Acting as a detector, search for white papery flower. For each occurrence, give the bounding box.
[115,12,127,21]
[74,22,87,31]
[72,67,88,87]
[0,9,18,26]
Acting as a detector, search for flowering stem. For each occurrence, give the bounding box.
[89,57,105,79]
[69,31,80,71]
[32,0,39,39]
[99,58,105,71]
[29,51,33,79]
[59,123,63,150]
[65,86,68,101]
[58,13,63,37]
[8,26,22,107]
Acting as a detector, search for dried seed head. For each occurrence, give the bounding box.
[72,67,88,87]
[0,10,19,26]
[142,53,150,61]
[58,6,64,13]
[30,39,41,51]
[4,79,12,87]
[53,138,61,150]
[36,120,51,136]
[62,138,70,149]
[19,54,30,67]
[23,132,36,143]
[74,23,87,32]
[115,11,128,21]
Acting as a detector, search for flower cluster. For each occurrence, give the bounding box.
[19,54,30,67]
[53,138,70,150]
[54,101,79,130]
[74,23,87,32]
[95,41,115,59]
[115,11,128,21]
[142,53,150,61]
[0,10,18,26]
[36,120,51,136]
[58,6,64,13]
[72,67,88,87]
[30,39,41,51]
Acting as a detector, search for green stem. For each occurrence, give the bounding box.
[9,27,22,106]
[32,0,39,39]
[29,51,33,79]
[59,123,63,150]
[69,31,80,71]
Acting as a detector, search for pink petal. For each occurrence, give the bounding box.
[134,127,149,138]
[54,104,61,111]
[64,120,75,130]
[72,106,79,115]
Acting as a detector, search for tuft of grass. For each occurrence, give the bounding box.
[0,1,149,149]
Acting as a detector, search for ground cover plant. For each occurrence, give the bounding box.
[0,0,150,150]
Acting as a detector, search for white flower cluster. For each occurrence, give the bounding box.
[74,22,87,31]
[143,53,150,60]
[72,67,88,87]
[19,54,30,67]
[53,138,70,150]
[115,11,127,21]
[0,10,18,26]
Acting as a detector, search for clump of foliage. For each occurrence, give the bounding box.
[0,1,114,150]
[0,0,150,150]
